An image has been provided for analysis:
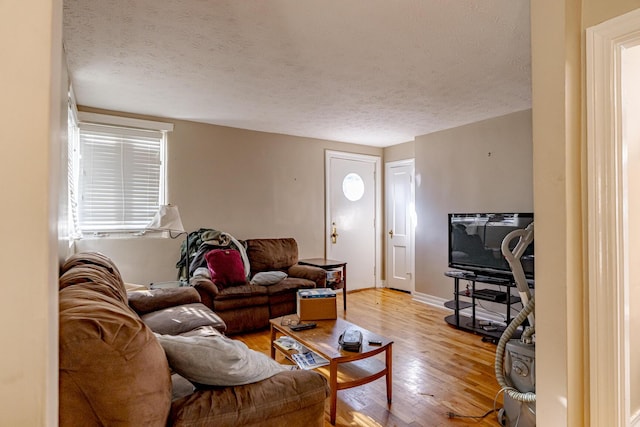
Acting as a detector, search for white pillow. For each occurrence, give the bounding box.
[154,333,289,386]
[250,271,288,286]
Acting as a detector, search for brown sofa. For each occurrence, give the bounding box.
[192,238,327,334]
[59,252,329,427]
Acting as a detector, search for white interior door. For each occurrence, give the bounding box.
[326,151,380,292]
[385,159,415,293]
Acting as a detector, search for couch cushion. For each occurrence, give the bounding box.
[155,334,290,386]
[127,287,201,315]
[205,249,247,288]
[245,238,299,273]
[264,277,316,296]
[169,370,329,427]
[141,302,227,335]
[250,271,288,286]
[212,304,271,335]
[213,294,270,312]
[214,283,268,300]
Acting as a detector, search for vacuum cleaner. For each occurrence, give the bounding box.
[495,222,536,427]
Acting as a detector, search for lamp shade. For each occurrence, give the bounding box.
[146,204,185,232]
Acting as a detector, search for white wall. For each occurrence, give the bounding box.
[0,1,62,425]
[76,236,184,286]
[531,4,580,423]
[413,110,533,299]
[76,112,382,284]
[78,110,533,292]
[383,139,415,163]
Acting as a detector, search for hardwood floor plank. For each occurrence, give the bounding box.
[234,288,505,426]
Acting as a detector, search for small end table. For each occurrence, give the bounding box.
[298,258,347,311]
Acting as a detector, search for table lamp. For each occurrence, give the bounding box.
[145,204,191,282]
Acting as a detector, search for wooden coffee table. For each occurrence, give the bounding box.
[270,316,393,424]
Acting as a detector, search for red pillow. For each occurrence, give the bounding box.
[205,249,246,288]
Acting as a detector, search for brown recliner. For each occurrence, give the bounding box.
[192,238,327,334]
[246,238,327,318]
[59,252,329,427]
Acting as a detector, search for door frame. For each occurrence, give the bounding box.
[586,8,640,426]
[325,150,382,287]
[384,158,415,293]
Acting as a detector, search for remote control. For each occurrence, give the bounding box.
[368,340,382,346]
[289,322,316,331]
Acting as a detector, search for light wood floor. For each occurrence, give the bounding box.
[235,288,505,427]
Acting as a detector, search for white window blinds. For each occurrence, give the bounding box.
[67,101,79,237]
[76,122,166,233]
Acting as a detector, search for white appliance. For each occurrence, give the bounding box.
[496,223,536,427]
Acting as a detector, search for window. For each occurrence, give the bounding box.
[67,96,79,238]
[342,172,365,201]
[68,112,173,236]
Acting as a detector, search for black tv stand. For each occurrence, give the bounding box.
[443,271,530,342]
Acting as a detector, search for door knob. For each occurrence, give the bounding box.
[388,229,394,238]
[331,222,339,244]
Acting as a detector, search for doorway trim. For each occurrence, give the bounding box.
[586,8,640,426]
[325,150,382,287]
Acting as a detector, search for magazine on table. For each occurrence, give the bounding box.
[291,351,330,370]
[275,336,310,352]
[274,336,329,369]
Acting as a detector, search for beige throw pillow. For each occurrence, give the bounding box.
[155,333,290,386]
[250,271,288,286]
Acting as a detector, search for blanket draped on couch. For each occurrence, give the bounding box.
[176,228,250,279]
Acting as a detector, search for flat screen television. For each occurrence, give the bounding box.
[448,212,534,280]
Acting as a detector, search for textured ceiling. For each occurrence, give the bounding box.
[63,0,531,147]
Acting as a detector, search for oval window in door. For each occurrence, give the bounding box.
[342,173,365,201]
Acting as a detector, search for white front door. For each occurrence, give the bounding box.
[385,159,415,293]
[326,151,380,291]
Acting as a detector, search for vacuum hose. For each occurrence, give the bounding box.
[494,295,536,403]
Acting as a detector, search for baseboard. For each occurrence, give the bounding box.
[412,291,507,325]
[411,291,445,307]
